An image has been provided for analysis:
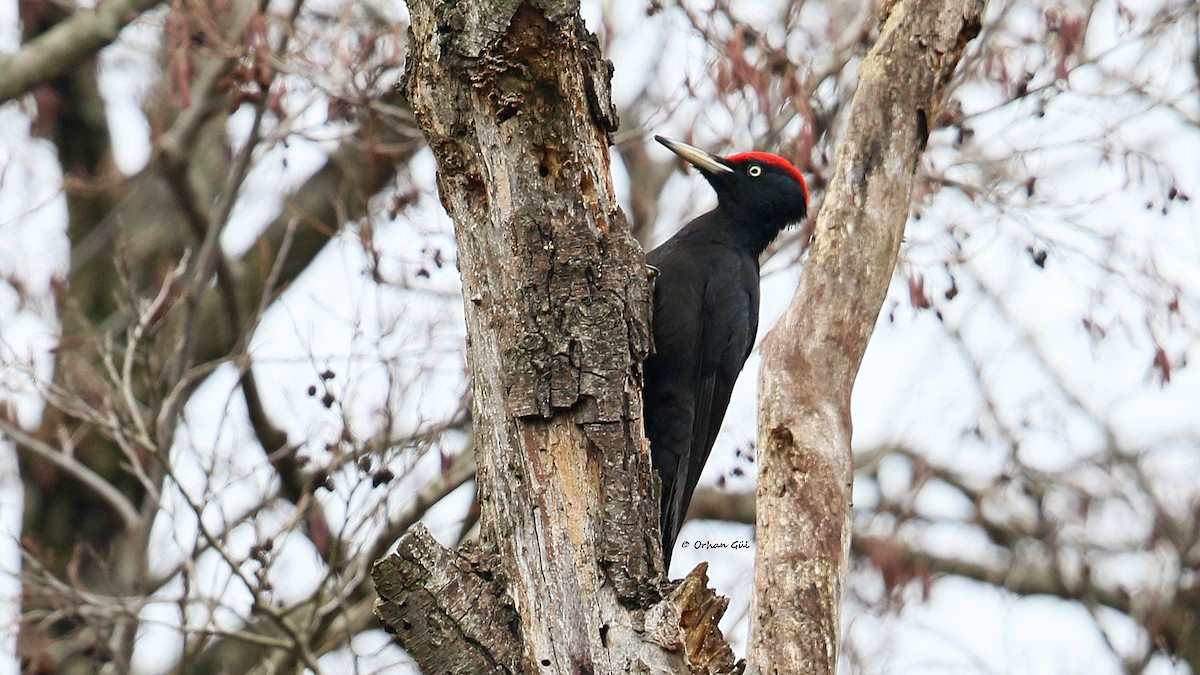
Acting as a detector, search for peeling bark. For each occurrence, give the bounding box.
[749,0,986,672]
[374,0,735,672]
[645,563,737,673]
[374,525,521,674]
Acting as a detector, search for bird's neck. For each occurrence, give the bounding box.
[694,206,789,256]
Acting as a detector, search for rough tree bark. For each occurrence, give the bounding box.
[373,0,734,672]
[749,0,986,672]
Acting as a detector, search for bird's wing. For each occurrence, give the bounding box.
[644,240,758,560]
[681,263,757,514]
[644,242,706,551]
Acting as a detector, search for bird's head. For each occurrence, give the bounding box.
[655,135,808,229]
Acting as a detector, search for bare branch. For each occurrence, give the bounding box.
[0,0,165,104]
[0,418,140,529]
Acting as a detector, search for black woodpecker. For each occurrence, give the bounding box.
[644,135,809,567]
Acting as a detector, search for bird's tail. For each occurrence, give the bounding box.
[659,479,684,568]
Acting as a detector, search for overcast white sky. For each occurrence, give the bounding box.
[2,0,1199,672]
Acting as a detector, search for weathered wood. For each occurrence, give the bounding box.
[374,525,520,674]
[376,0,723,672]
[645,563,738,674]
[749,0,986,672]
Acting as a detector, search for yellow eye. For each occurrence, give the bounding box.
[748,165,762,177]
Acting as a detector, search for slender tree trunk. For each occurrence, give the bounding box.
[374,1,737,672]
[749,0,986,672]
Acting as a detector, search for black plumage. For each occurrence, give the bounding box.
[644,136,808,566]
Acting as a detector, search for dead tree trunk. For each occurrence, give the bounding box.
[750,0,986,672]
[373,1,735,672]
